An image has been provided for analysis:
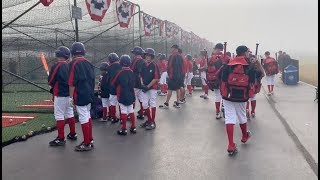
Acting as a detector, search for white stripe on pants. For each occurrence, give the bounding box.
[159,72,168,85]
[119,103,134,115]
[213,89,222,102]
[101,98,110,108]
[76,103,91,124]
[141,89,158,109]
[265,75,275,85]
[201,71,207,85]
[224,100,247,125]
[54,96,74,120]
[184,72,194,85]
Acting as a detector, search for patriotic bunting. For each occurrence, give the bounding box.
[143,13,153,36]
[116,0,135,28]
[86,0,111,22]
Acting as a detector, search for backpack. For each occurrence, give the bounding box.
[264,61,279,76]
[221,64,254,102]
[206,56,223,90]
[90,92,103,119]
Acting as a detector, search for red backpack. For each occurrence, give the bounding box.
[220,64,254,102]
[206,56,223,90]
[264,61,279,76]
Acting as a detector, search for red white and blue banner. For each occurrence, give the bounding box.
[166,21,179,38]
[86,0,111,22]
[116,0,135,28]
[40,0,54,6]
[143,13,153,36]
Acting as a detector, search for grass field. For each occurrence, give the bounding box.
[2,113,55,143]
[299,63,318,86]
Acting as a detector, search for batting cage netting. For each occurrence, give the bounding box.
[2,0,215,146]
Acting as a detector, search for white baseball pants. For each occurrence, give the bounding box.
[141,89,158,109]
[75,103,91,124]
[54,96,74,120]
[224,100,247,125]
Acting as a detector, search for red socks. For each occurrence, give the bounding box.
[120,114,127,129]
[103,107,108,120]
[151,107,156,122]
[66,117,76,135]
[267,85,271,93]
[88,118,93,141]
[251,100,256,113]
[56,120,65,139]
[163,84,168,93]
[161,84,167,93]
[129,113,135,128]
[144,108,152,121]
[215,102,220,113]
[271,85,274,92]
[81,122,90,145]
[226,124,235,149]
[187,85,192,94]
[240,123,248,140]
[204,85,209,95]
[109,105,116,119]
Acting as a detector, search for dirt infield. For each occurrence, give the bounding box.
[299,63,318,86]
[18,100,53,109]
[2,113,38,127]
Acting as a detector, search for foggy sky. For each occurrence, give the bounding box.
[132,0,318,58]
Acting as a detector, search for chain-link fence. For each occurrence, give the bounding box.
[2,0,214,146]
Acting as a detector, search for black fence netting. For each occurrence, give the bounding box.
[2,0,214,146]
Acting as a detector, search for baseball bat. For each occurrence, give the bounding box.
[40,52,49,76]
[223,42,227,56]
[255,43,259,57]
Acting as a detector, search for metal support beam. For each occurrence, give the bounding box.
[74,0,79,41]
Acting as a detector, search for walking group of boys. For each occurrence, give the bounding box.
[47,41,279,155]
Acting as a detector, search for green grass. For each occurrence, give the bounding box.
[2,113,55,143]
[2,91,53,113]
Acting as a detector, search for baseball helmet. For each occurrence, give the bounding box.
[144,48,155,58]
[236,45,249,55]
[120,55,132,67]
[160,54,166,60]
[55,46,70,59]
[99,62,109,71]
[186,54,192,60]
[70,42,85,56]
[108,52,119,63]
[214,43,224,50]
[131,46,145,55]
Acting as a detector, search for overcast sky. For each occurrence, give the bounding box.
[132,0,318,58]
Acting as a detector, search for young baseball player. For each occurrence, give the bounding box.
[185,54,194,96]
[158,54,168,96]
[112,55,136,135]
[220,45,255,155]
[106,53,122,123]
[177,48,188,104]
[262,51,279,95]
[130,46,146,120]
[207,43,230,119]
[140,48,160,130]
[48,46,77,146]
[68,42,95,151]
[246,54,265,119]
[98,62,110,122]
[199,49,209,99]
[159,45,184,109]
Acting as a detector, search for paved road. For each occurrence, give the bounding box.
[2,88,318,180]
